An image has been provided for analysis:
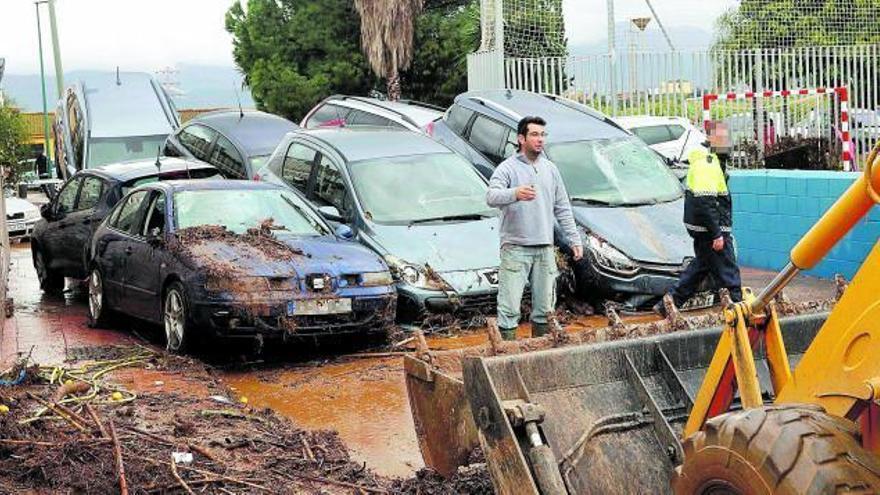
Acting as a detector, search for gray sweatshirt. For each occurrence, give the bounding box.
[486,153,581,248]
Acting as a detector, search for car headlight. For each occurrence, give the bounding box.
[361,271,393,287]
[584,232,639,276]
[383,255,452,291]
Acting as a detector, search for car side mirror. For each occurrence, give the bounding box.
[147,227,164,246]
[334,224,354,239]
[318,205,345,223]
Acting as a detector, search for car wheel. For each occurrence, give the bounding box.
[163,282,193,354]
[87,268,113,328]
[32,245,63,292]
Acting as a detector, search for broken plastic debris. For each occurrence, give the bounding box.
[209,395,233,404]
[154,381,164,386]
[172,452,194,464]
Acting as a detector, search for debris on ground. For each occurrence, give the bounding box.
[0,345,492,494]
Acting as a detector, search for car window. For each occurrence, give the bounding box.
[281,143,318,191]
[177,124,217,161]
[305,103,350,129]
[313,155,349,214]
[76,176,104,211]
[667,125,686,140]
[346,109,404,128]
[210,135,246,179]
[501,129,518,159]
[142,192,166,236]
[631,125,674,145]
[445,104,474,135]
[56,177,81,214]
[468,116,508,163]
[111,190,150,235]
[121,168,221,196]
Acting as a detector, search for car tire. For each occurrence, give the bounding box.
[163,282,194,354]
[32,245,63,292]
[87,268,114,328]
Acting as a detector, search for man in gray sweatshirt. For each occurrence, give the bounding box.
[486,116,582,340]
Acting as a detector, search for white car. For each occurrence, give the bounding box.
[615,116,708,162]
[4,194,40,240]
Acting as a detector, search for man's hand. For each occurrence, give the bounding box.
[572,244,583,261]
[712,236,724,252]
[515,185,536,201]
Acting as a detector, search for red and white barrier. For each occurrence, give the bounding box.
[701,86,851,171]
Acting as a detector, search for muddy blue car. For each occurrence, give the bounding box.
[256,128,502,320]
[87,180,396,352]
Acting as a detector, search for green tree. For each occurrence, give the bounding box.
[0,101,29,187]
[226,0,375,121]
[226,0,479,120]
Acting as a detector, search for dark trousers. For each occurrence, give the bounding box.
[671,233,742,306]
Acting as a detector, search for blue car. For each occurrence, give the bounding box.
[87,180,396,353]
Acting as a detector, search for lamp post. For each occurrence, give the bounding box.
[35,1,52,170]
[47,0,64,100]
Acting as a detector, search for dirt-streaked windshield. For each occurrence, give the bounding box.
[547,137,683,206]
[349,153,496,224]
[174,189,329,235]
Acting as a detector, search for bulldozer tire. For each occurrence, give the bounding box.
[673,404,880,495]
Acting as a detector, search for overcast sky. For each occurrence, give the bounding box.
[1,0,738,75]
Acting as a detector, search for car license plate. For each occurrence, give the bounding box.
[681,292,715,310]
[290,298,352,316]
[7,221,24,232]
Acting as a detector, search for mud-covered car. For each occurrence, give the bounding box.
[87,180,395,352]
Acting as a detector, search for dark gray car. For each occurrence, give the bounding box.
[164,110,298,179]
[431,90,700,309]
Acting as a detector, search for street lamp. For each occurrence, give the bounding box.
[35,1,52,173]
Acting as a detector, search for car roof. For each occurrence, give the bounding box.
[614,115,691,128]
[77,72,175,138]
[85,157,216,182]
[187,110,299,157]
[323,95,443,128]
[294,127,453,162]
[454,89,628,142]
[154,179,282,193]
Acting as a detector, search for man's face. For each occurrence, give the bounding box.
[518,123,546,155]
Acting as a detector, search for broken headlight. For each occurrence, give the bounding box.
[383,255,452,291]
[361,271,393,287]
[585,232,639,276]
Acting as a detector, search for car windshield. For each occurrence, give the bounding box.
[546,137,683,206]
[174,189,329,236]
[88,135,170,167]
[349,152,495,224]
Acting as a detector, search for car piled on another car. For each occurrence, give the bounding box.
[87,180,396,353]
[164,109,299,179]
[31,158,219,291]
[301,95,443,134]
[257,127,502,321]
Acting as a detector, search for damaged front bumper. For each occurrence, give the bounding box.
[191,293,397,338]
[575,254,682,309]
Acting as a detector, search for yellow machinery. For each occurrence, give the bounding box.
[672,145,880,492]
[455,146,880,493]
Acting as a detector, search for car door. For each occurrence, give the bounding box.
[278,141,319,195]
[60,174,108,278]
[102,190,151,312]
[467,115,510,165]
[208,134,248,179]
[42,175,82,272]
[125,190,166,321]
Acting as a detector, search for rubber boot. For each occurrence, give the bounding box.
[532,322,549,337]
[500,327,517,341]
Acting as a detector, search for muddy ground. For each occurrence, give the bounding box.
[0,241,837,493]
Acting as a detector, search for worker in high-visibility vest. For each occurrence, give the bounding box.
[656,147,742,315]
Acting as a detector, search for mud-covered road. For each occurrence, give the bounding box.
[1,241,837,480]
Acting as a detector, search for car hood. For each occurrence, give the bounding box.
[4,197,39,215]
[573,198,693,265]
[178,234,385,278]
[369,217,501,273]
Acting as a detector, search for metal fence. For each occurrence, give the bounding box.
[468,45,880,169]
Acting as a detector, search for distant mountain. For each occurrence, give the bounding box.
[569,22,716,55]
[0,65,254,112]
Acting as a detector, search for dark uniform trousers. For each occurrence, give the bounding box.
[671,232,742,307]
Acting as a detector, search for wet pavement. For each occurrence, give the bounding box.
[1,241,838,478]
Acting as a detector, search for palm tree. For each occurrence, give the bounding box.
[354,0,424,101]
